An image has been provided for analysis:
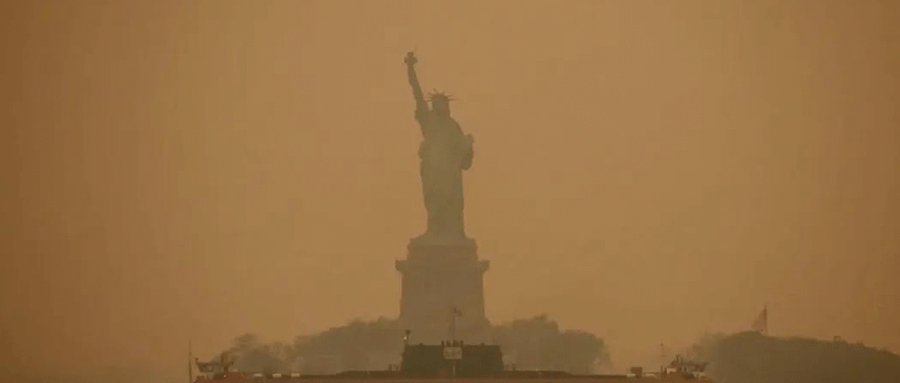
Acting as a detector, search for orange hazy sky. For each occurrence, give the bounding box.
[2,1,899,382]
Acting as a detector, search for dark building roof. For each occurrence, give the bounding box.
[400,341,504,378]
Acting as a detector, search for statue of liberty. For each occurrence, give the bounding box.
[404,52,475,245]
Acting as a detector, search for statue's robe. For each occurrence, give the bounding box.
[415,108,473,241]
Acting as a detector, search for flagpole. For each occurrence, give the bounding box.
[448,306,462,342]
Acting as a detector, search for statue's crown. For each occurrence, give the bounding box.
[427,89,454,102]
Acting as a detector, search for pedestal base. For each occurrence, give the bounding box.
[396,237,491,344]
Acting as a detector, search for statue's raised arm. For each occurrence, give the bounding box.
[404,52,428,118]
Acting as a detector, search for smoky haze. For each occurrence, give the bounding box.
[2,1,899,382]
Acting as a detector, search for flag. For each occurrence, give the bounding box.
[751,305,768,335]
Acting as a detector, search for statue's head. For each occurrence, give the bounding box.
[428,91,452,117]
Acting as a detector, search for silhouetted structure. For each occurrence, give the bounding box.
[396,52,490,344]
[195,340,701,382]
[403,51,474,244]
[400,341,503,378]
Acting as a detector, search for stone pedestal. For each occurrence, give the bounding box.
[396,237,491,344]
